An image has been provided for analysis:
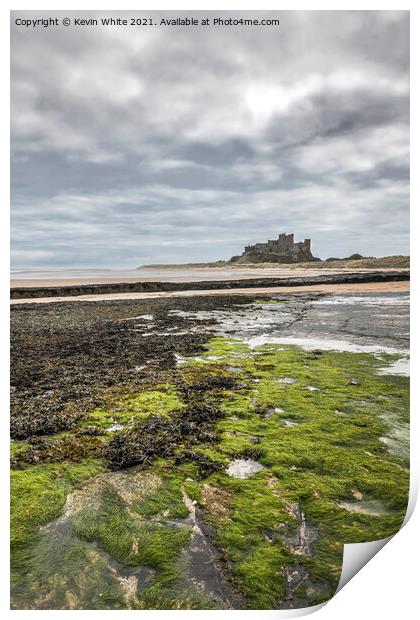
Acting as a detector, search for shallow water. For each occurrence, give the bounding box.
[246,335,404,355]
[380,429,409,459]
[119,314,154,321]
[377,357,410,377]
[226,459,266,479]
[12,471,163,609]
[171,292,409,359]
[179,492,245,608]
[107,424,124,432]
[11,266,338,283]
[313,295,410,306]
[12,268,251,281]
[338,499,395,517]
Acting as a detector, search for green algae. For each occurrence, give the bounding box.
[10,332,409,610]
[10,440,30,459]
[12,533,128,610]
[84,387,184,430]
[132,475,189,519]
[10,459,106,601]
[73,489,191,573]
[128,388,184,418]
[174,337,409,606]
[11,464,203,610]
[11,460,104,550]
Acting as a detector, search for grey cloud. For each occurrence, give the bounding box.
[11,10,409,267]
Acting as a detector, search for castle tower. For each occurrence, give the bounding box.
[278,233,294,245]
[236,232,317,263]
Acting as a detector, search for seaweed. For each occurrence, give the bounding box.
[10,293,409,610]
[175,450,224,478]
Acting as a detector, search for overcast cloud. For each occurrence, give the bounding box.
[11,10,409,268]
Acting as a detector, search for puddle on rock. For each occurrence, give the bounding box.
[275,493,319,608]
[377,357,410,377]
[178,491,245,609]
[338,499,395,516]
[283,503,318,557]
[282,420,298,428]
[275,378,297,385]
[379,430,409,460]
[107,423,124,432]
[12,471,163,610]
[19,470,244,610]
[247,335,404,354]
[119,314,154,321]
[226,459,265,479]
[54,471,163,522]
[313,295,410,306]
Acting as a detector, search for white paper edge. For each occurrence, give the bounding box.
[336,440,418,595]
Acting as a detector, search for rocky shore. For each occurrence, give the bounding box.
[11,291,409,609]
[11,270,409,300]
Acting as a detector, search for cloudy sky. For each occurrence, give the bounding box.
[11,10,409,268]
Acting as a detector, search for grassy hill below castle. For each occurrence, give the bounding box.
[138,255,410,270]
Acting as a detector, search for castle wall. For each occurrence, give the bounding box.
[242,233,312,260]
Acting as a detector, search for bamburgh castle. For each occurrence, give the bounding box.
[244,232,312,258]
[230,233,318,264]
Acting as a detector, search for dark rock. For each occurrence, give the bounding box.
[11,271,409,300]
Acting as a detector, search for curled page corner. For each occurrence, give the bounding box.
[229,602,326,619]
[236,602,327,619]
[403,475,418,527]
[284,602,327,617]
[336,478,417,595]
[336,536,393,593]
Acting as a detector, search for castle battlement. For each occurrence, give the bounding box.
[239,233,315,263]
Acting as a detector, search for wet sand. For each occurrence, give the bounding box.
[10,280,410,305]
[10,267,408,288]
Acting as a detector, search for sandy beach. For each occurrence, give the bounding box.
[10,280,410,305]
[10,266,409,289]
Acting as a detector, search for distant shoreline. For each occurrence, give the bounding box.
[138,255,409,270]
[11,270,409,300]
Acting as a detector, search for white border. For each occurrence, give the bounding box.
[2,3,417,619]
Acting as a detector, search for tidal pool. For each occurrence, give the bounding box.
[246,335,404,354]
[377,357,410,377]
[226,459,266,479]
[339,499,396,517]
[107,424,124,432]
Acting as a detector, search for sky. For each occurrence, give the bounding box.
[11,10,409,268]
